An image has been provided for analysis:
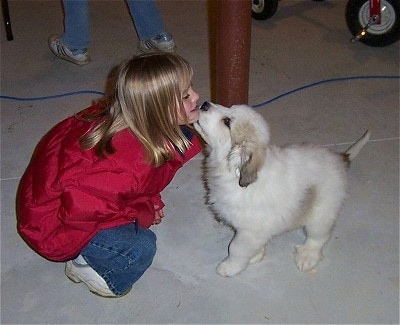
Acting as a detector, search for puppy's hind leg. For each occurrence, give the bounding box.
[296,186,345,272]
[217,230,267,277]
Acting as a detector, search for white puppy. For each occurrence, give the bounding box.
[194,102,370,277]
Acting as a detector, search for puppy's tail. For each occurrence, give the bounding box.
[343,130,371,164]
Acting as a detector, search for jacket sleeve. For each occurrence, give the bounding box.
[150,194,165,210]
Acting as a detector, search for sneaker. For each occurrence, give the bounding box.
[65,257,118,297]
[138,32,176,53]
[48,34,90,66]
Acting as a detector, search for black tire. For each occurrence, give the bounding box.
[252,0,279,20]
[346,0,400,47]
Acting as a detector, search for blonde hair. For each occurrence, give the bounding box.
[79,52,194,167]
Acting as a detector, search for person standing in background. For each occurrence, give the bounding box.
[49,0,176,65]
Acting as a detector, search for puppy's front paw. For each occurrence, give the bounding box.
[216,258,247,277]
[295,245,323,272]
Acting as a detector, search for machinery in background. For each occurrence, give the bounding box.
[251,0,400,47]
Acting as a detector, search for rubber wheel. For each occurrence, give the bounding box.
[252,0,279,20]
[346,0,400,47]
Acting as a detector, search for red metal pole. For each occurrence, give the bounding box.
[215,0,252,106]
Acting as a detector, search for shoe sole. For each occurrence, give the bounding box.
[50,51,90,66]
[58,56,90,66]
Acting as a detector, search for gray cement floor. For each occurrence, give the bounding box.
[1,1,399,324]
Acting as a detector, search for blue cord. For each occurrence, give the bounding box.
[252,75,400,108]
[0,76,399,108]
[0,90,105,101]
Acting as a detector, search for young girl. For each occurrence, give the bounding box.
[16,52,202,298]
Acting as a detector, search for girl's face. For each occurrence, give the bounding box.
[179,85,200,125]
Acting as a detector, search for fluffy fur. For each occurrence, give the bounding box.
[194,102,370,277]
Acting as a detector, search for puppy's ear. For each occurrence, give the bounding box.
[236,141,266,187]
[229,121,267,187]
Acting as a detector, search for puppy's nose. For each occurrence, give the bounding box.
[200,101,210,111]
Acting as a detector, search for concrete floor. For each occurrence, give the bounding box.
[1,0,399,324]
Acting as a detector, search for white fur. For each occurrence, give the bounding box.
[194,102,370,277]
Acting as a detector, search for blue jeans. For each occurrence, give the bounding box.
[62,0,167,51]
[81,223,157,296]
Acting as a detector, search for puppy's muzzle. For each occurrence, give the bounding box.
[200,101,210,111]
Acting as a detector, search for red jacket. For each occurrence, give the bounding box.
[16,105,202,262]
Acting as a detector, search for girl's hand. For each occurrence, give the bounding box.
[153,206,164,225]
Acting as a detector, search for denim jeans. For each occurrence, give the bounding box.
[62,0,167,51]
[81,223,157,296]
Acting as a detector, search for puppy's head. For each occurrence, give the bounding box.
[194,102,270,187]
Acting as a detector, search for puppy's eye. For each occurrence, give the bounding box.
[223,117,231,128]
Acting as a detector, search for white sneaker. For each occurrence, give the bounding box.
[65,257,118,297]
[48,34,90,66]
[138,32,176,53]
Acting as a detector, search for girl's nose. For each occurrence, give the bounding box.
[192,90,199,102]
